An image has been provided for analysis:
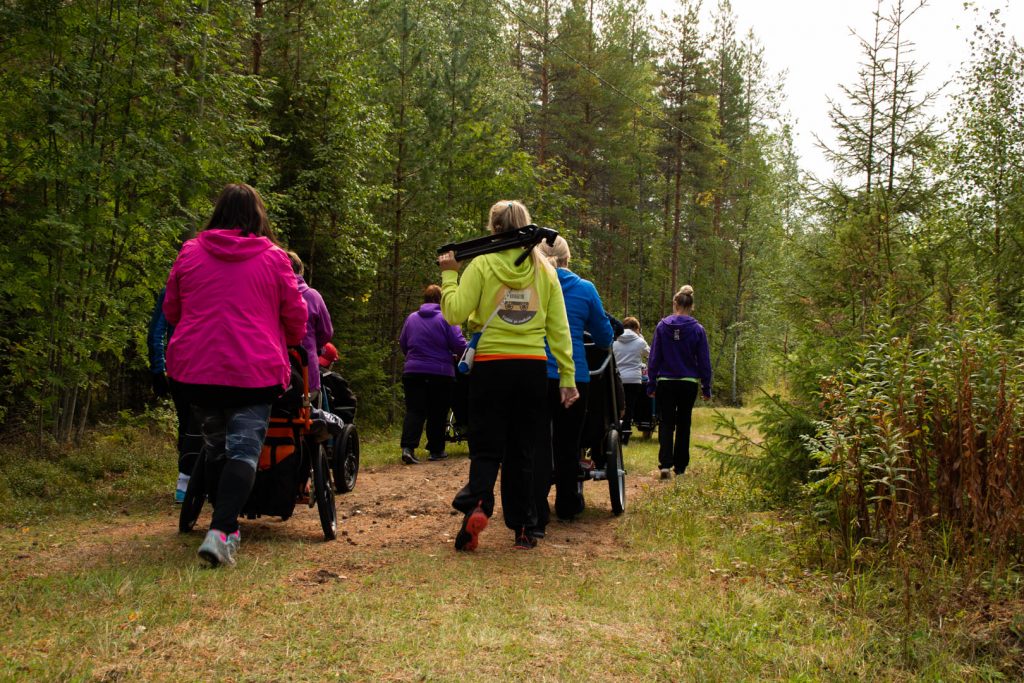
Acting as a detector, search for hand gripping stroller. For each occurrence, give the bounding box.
[436,224,559,266]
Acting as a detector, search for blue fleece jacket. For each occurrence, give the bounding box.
[545,268,614,383]
[647,314,712,398]
[147,288,173,374]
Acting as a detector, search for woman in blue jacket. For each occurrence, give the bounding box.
[647,285,712,478]
[527,236,614,534]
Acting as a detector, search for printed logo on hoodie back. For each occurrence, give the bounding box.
[494,284,539,325]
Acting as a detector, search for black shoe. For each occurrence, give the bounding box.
[514,527,537,549]
[428,451,448,461]
[401,448,420,465]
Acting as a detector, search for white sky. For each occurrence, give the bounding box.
[645,0,1024,181]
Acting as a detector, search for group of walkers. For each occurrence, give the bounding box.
[153,184,711,566]
[422,199,712,551]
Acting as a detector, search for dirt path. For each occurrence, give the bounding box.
[7,454,658,581]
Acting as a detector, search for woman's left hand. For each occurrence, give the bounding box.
[438,251,461,272]
[560,387,579,408]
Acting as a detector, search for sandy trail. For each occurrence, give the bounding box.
[7,453,660,580]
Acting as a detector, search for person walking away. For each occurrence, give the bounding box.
[531,235,613,535]
[287,251,334,407]
[438,200,576,551]
[613,317,650,445]
[148,288,204,502]
[164,183,307,567]
[646,285,711,479]
[398,284,467,464]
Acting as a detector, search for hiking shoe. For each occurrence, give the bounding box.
[527,527,546,540]
[198,529,240,567]
[454,504,488,552]
[514,528,538,550]
[428,451,448,461]
[174,488,186,504]
[401,448,421,465]
[659,468,672,480]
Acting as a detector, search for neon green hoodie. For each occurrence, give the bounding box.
[441,249,575,388]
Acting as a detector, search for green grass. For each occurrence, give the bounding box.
[0,407,1015,680]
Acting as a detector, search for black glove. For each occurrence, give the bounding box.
[152,372,170,398]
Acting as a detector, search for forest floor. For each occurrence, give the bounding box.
[0,408,1015,681]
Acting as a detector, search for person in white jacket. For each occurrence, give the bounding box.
[613,317,650,444]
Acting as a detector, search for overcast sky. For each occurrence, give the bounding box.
[645,0,1024,180]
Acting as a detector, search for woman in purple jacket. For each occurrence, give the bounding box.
[399,285,468,464]
[647,285,712,479]
[287,252,334,405]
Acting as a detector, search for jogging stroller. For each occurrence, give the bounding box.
[575,340,627,515]
[633,371,657,440]
[320,366,360,493]
[179,347,343,541]
[445,368,470,444]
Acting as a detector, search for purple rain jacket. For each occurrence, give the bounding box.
[647,314,712,398]
[399,303,467,378]
[297,276,334,391]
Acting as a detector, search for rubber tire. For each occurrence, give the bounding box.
[333,424,359,494]
[605,429,626,516]
[178,452,207,533]
[313,444,337,541]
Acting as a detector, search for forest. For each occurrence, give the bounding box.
[2,0,1024,635]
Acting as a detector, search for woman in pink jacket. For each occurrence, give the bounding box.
[164,183,307,567]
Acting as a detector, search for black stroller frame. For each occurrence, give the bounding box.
[179,347,353,542]
[578,343,627,515]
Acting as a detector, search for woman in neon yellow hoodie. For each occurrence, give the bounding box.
[438,200,577,551]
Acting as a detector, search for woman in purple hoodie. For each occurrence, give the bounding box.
[287,252,334,405]
[647,285,712,479]
[398,285,467,464]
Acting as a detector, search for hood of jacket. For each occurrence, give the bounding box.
[556,267,585,294]
[295,274,310,293]
[416,303,442,318]
[617,328,645,345]
[479,248,543,290]
[198,229,275,262]
[661,314,702,335]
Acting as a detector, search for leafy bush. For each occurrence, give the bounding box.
[805,305,1024,562]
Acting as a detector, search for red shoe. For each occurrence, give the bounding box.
[454,503,488,551]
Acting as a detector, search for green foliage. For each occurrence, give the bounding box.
[805,295,1024,562]
[702,391,816,503]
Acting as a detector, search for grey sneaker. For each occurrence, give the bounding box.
[659,468,672,480]
[198,529,240,567]
[401,448,421,465]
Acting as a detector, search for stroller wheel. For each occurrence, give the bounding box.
[312,443,337,541]
[605,429,626,516]
[178,452,207,533]
[333,424,359,494]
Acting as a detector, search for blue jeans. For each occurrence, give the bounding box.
[197,403,272,534]
[198,403,273,471]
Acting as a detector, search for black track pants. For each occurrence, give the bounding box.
[656,381,698,473]
[452,360,548,531]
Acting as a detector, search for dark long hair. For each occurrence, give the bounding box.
[204,183,279,244]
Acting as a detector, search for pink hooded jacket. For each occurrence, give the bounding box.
[163,229,308,390]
